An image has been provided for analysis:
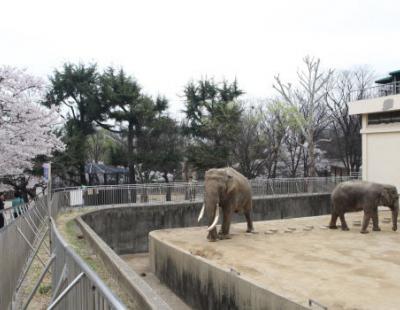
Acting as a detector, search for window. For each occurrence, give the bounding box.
[368,110,400,125]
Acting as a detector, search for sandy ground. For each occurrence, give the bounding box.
[121,253,191,310]
[151,210,400,310]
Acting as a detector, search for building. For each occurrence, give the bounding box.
[349,70,400,190]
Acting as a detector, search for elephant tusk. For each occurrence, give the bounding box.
[207,204,220,231]
[198,204,205,222]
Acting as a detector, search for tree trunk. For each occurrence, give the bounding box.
[164,172,171,202]
[80,162,87,185]
[307,133,317,177]
[127,123,137,202]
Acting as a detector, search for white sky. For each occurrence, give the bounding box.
[1,0,399,118]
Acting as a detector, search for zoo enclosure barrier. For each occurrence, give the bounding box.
[0,195,126,309]
[52,175,359,208]
[0,175,359,309]
[0,193,46,231]
[0,195,48,310]
[49,218,125,310]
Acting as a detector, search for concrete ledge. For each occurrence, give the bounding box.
[75,216,171,310]
[149,232,307,310]
[349,93,400,115]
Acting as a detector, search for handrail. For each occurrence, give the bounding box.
[53,175,361,192]
[50,218,126,309]
[349,81,400,102]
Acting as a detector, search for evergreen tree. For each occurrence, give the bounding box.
[183,78,243,170]
[45,63,103,185]
[99,67,169,184]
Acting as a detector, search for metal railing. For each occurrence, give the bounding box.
[49,219,125,310]
[0,195,48,310]
[349,81,400,102]
[51,175,359,209]
[0,195,126,309]
[0,194,46,231]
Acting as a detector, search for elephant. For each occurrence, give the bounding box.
[329,180,399,234]
[197,167,254,241]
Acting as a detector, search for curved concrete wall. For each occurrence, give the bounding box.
[150,233,307,310]
[82,193,331,255]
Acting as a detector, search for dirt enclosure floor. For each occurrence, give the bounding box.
[152,210,400,310]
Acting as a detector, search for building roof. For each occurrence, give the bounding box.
[375,76,392,84]
[389,69,400,76]
[375,69,400,84]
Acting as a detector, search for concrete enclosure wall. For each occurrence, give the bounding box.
[150,234,307,310]
[82,193,331,255]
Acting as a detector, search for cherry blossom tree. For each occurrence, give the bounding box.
[0,66,64,177]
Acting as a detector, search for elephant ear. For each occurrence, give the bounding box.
[225,169,236,195]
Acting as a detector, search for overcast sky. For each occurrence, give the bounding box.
[1,0,399,117]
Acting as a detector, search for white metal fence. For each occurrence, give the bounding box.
[0,196,126,309]
[52,175,358,208]
[0,196,48,310]
[49,219,125,310]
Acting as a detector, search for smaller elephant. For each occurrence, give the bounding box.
[197,167,254,241]
[329,180,399,234]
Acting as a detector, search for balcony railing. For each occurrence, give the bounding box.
[349,81,400,102]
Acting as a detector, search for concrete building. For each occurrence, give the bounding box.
[349,70,400,190]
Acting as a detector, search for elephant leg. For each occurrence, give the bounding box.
[218,208,232,239]
[329,212,339,229]
[372,209,381,231]
[339,213,349,231]
[360,212,371,234]
[207,228,218,242]
[245,211,254,233]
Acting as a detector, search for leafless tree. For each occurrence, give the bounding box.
[233,103,268,178]
[274,56,334,177]
[233,100,295,178]
[259,101,290,178]
[325,67,375,172]
[281,127,304,177]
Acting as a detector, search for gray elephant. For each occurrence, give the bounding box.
[197,167,254,241]
[329,180,399,234]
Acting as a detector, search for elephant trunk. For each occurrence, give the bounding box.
[392,199,399,231]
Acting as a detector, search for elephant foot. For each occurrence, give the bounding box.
[341,226,350,231]
[360,230,369,234]
[373,226,381,231]
[246,228,255,233]
[392,226,397,232]
[218,234,232,240]
[207,230,218,242]
[328,225,338,229]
